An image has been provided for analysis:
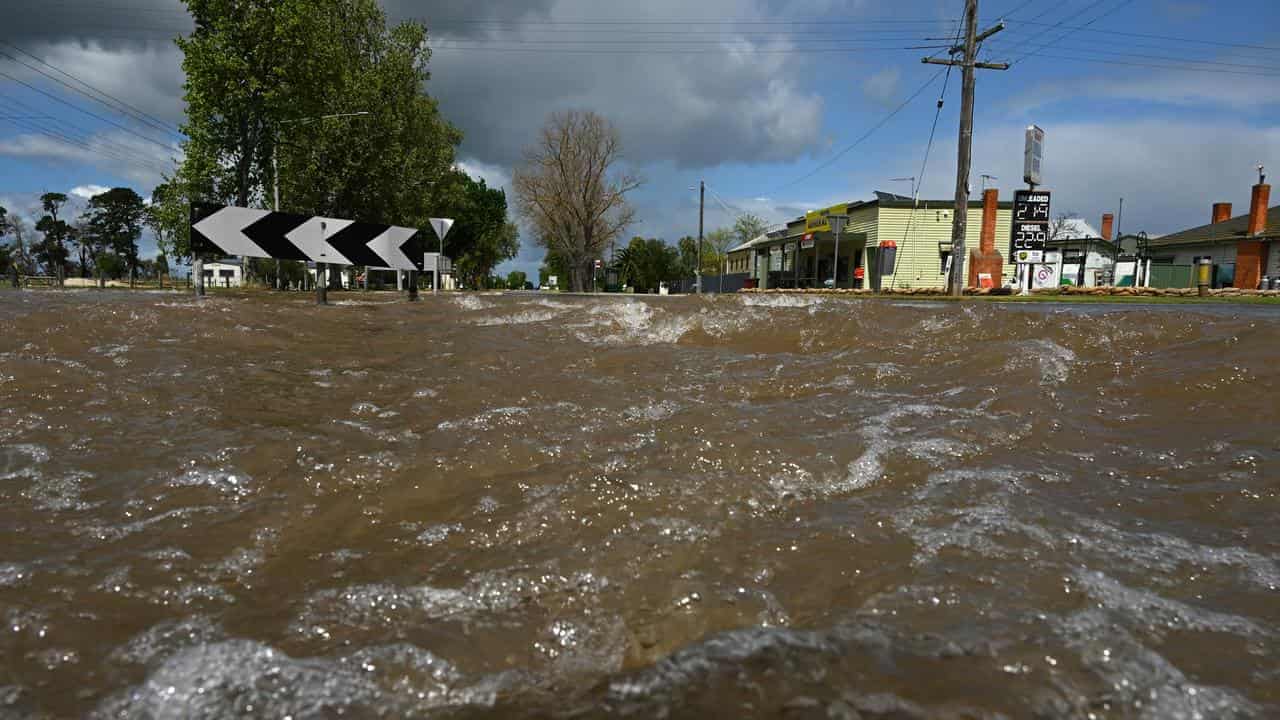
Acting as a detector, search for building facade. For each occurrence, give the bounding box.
[1143,177,1276,289]
[727,191,1014,290]
[201,260,243,288]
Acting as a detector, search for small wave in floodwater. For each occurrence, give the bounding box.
[0,290,1277,718]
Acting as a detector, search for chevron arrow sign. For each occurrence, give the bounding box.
[190,203,426,271]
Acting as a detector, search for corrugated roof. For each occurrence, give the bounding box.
[1148,205,1280,247]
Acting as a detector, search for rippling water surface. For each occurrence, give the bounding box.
[1,290,1277,719]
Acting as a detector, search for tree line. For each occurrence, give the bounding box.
[536,214,767,293]
[0,189,158,287]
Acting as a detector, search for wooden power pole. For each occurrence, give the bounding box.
[924,0,1007,296]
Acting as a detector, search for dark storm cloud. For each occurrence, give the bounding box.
[0,0,191,48]
[381,0,557,39]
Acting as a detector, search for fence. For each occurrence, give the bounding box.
[1147,264,1193,289]
[668,273,750,294]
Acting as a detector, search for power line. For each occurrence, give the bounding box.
[994,18,1280,52]
[0,41,184,138]
[1029,52,1280,77]
[0,69,178,153]
[0,90,174,174]
[998,0,1113,60]
[890,18,962,291]
[0,116,173,176]
[1011,0,1138,66]
[429,44,945,55]
[767,69,946,196]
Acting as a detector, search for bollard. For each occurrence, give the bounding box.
[1197,257,1212,297]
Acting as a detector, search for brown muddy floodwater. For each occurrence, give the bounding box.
[0,290,1277,719]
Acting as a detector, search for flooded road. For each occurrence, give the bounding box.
[1,290,1277,719]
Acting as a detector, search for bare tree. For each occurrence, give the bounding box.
[512,110,641,292]
[1048,212,1078,241]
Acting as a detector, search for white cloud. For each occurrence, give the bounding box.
[890,119,1280,237]
[455,158,512,193]
[70,184,110,199]
[862,67,902,107]
[1006,65,1280,113]
[0,129,180,190]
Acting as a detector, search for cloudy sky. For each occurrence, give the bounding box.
[1,0,1278,278]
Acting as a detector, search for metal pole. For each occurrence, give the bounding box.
[832,230,840,289]
[696,180,704,294]
[434,240,441,294]
[273,141,282,290]
[1114,197,1124,284]
[947,0,979,296]
[317,222,328,305]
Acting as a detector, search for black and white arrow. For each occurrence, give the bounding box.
[191,203,425,271]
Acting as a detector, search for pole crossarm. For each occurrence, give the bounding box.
[922,58,1010,70]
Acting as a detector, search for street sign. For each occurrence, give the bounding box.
[1024,125,1044,186]
[429,218,454,242]
[190,203,424,271]
[1011,189,1051,263]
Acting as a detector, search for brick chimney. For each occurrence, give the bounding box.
[1234,173,1271,289]
[1212,202,1233,224]
[967,188,1003,288]
[1100,213,1114,241]
[1248,181,1270,236]
[980,188,998,253]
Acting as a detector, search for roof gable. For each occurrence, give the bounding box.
[1149,205,1280,247]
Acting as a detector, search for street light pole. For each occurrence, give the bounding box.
[274,111,371,294]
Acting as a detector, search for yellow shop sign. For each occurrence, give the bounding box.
[804,203,849,233]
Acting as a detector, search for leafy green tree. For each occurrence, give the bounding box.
[82,188,146,288]
[34,193,72,284]
[176,0,460,244]
[539,249,571,289]
[704,227,734,276]
[505,270,527,290]
[733,213,768,246]
[147,181,190,278]
[677,234,724,280]
[614,237,679,293]
[433,170,519,289]
[3,212,34,281]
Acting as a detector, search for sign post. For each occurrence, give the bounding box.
[428,218,454,294]
[1012,190,1051,296]
[828,214,848,289]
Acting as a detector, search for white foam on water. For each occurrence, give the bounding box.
[470,309,562,326]
[1073,570,1270,639]
[1004,338,1078,384]
[740,294,826,310]
[451,295,497,311]
[169,468,253,499]
[437,406,529,431]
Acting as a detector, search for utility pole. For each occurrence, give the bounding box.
[924,0,1007,296]
[697,180,705,294]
